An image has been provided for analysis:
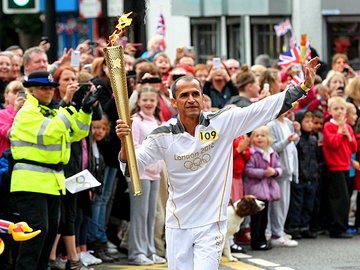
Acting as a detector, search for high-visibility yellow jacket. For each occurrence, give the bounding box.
[10,94,92,195]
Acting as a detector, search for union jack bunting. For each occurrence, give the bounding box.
[155,11,166,36]
[278,42,311,68]
[289,35,297,48]
[274,18,292,37]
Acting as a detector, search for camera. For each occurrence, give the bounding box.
[132,43,143,53]
[212,57,221,69]
[337,86,344,96]
[183,46,194,53]
[41,36,49,44]
[291,64,302,72]
[343,67,349,76]
[139,77,162,84]
[88,41,98,47]
[78,83,91,92]
[18,90,26,98]
[126,70,136,79]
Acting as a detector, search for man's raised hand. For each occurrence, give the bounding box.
[304,57,321,88]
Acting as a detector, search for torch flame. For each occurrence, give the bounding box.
[301,34,306,47]
[108,12,133,47]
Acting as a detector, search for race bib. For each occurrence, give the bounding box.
[199,129,218,142]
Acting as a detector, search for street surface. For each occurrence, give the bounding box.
[93,233,360,270]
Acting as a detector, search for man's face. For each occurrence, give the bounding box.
[124,54,133,72]
[32,86,54,105]
[225,59,240,75]
[171,79,204,119]
[11,48,23,65]
[10,56,21,80]
[25,52,48,75]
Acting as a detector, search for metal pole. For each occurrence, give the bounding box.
[44,0,57,63]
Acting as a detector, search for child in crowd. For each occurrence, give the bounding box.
[288,111,319,239]
[228,133,250,253]
[311,110,325,139]
[127,85,166,266]
[153,53,172,83]
[75,115,110,266]
[267,111,300,247]
[323,97,358,238]
[307,85,330,118]
[345,102,359,235]
[353,120,360,232]
[308,110,325,233]
[227,64,260,108]
[203,94,212,112]
[244,126,282,251]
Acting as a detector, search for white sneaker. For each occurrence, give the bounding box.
[150,254,166,264]
[107,241,118,254]
[78,251,102,266]
[271,235,298,247]
[284,233,293,240]
[128,254,154,265]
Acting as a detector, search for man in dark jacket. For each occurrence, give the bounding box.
[288,110,319,239]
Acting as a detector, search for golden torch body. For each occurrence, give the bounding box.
[103,46,142,196]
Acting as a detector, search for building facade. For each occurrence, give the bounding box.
[157,0,360,69]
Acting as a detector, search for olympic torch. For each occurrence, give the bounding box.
[103,12,142,196]
[300,34,307,64]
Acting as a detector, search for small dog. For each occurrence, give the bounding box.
[223,195,265,262]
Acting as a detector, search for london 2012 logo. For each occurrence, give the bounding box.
[184,154,211,171]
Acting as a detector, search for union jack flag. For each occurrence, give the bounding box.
[278,41,311,68]
[155,11,166,36]
[274,18,292,37]
[289,35,297,48]
[291,70,305,86]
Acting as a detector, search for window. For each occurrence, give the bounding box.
[327,16,360,71]
[251,17,291,65]
[191,18,220,64]
[227,18,241,63]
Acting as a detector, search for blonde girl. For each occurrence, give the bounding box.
[127,85,165,265]
[244,126,282,250]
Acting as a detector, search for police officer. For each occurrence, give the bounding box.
[10,70,97,270]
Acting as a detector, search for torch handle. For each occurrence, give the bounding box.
[122,134,142,195]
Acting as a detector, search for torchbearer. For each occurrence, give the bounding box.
[116,58,320,269]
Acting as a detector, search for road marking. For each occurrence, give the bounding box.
[233,253,252,259]
[275,267,296,270]
[248,258,280,267]
[95,256,264,270]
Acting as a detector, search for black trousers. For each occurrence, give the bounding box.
[13,192,60,270]
[328,170,351,235]
[250,200,268,249]
[288,180,319,228]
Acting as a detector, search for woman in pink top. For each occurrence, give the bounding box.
[0,81,25,154]
[126,85,166,266]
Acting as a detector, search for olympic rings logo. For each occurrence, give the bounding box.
[69,176,92,187]
[184,154,211,171]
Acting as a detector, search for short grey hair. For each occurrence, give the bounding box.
[171,75,202,99]
[23,46,46,65]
